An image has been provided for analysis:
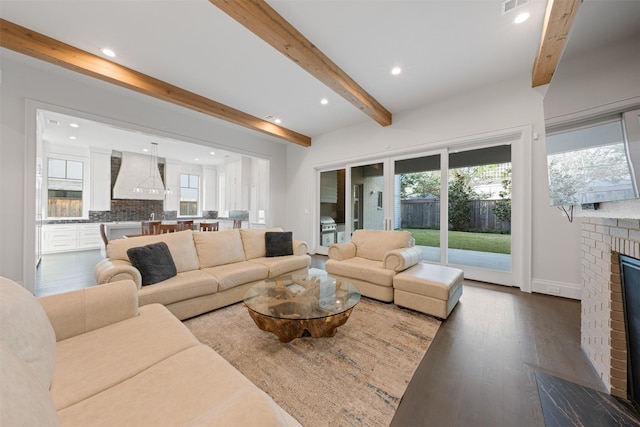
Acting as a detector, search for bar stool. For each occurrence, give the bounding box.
[233,219,243,229]
[99,224,109,246]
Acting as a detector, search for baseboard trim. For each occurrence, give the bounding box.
[531,278,582,300]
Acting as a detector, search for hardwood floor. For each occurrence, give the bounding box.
[390,280,615,427]
[37,252,629,426]
[36,249,103,296]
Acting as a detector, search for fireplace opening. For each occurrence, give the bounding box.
[621,254,640,411]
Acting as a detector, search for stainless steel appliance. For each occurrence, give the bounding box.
[320,216,337,246]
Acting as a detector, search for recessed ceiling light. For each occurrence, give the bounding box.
[391,67,402,75]
[69,123,79,128]
[274,118,282,124]
[143,148,149,153]
[194,158,199,162]
[514,12,530,24]
[210,151,215,155]
[69,136,76,140]
[320,98,329,105]
[101,48,116,58]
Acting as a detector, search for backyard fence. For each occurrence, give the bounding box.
[400,199,510,233]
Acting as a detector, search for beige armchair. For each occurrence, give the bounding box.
[325,230,423,302]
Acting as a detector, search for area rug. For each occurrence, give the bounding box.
[184,297,441,427]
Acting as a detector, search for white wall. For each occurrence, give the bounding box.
[0,49,288,291]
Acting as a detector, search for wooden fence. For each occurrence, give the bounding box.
[400,199,510,233]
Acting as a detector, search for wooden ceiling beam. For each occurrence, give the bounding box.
[210,0,392,127]
[0,18,311,147]
[531,0,581,88]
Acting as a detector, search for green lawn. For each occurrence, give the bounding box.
[401,228,511,254]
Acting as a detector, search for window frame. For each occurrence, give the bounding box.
[179,173,200,217]
[45,155,87,220]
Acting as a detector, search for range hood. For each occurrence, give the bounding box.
[113,151,166,200]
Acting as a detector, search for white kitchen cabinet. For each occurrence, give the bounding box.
[77,224,101,249]
[42,223,101,253]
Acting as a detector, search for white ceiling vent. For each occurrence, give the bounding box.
[47,119,60,126]
[501,0,530,15]
[264,114,276,121]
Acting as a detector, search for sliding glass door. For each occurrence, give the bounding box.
[393,153,442,263]
[323,138,520,286]
[447,146,511,273]
[347,161,388,231]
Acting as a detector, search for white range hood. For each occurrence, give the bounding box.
[113,151,166,200]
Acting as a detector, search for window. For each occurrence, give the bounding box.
[47,158,83,218]
[180,173,199,216]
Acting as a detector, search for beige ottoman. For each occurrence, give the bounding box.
[393,263,463,319]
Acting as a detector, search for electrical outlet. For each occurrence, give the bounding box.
[548,286,561,295]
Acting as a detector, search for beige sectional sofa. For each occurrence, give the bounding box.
[0,276,300,426]
[94,228,310,320]
[326,229,423,302]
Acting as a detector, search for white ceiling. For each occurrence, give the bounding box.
[2,0,639,164]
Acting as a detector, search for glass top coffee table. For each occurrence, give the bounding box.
[243,273,361,342]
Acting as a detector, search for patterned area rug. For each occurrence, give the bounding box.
[184,296,441,426]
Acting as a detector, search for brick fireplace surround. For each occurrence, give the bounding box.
[582,217,640,399]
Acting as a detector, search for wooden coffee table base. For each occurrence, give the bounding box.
[247,307,355,343]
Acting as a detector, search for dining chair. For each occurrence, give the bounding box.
[177,220,194,231]
[141,221,161,235]
[200,222,219,232]
[158,223,179,234]
[233,219,243,229]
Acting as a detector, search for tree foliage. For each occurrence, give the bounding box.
[492,168,512,224]
[448,170,474,231]
[547,143,632,205]
[400,171,440,199]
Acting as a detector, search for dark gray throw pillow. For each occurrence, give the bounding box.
[265,231,293,257]
[127,242,177,286]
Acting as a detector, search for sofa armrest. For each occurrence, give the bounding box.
[94,258,142,288]
[38,280,139,342]
[383,246,423,272]
[328,242,357,261]
[292,240,308,256]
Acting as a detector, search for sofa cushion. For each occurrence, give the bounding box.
[193,229,246,268]
[57,346,294,427]
[249,255,311,278]
[265,231,293,257]
[127,242,177,286]
[0,277,56,388]
[352,230,412,261]
[0,345,60,427]
[50,304,200,410]
[240,227,283,260]
[137,270,219,307]
[108,230,200,273]
[202,261,269,291]
[325,257,397,287]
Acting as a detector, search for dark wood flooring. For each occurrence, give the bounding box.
[38,252,634,426]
